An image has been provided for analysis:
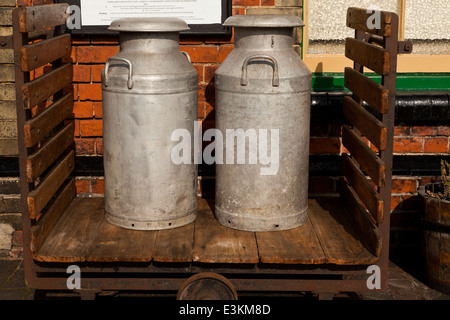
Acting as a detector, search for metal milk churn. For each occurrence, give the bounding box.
[101,18,198,230]
[214,15,312,232]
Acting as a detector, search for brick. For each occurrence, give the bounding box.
[410,126,437,136]
[79,119,103,137]
[232,0,258,5]
[218,46,233,63]
[0,65,14,82]
[77,46,119,64]
[73,101,94,118]
[93,102,103,118]
[393,137,424,153]
[75,138,95,155]
[91,64,105,82]
[95,138,103,155]
[180,46,218,63]
[0,120,17,138]
[78,83,103,101]
[275,0,302,6]
[193,64,204,83]
[262,0,275,5]
[0,138,17,156]
[73,65,91,83]
[437,126,450,136]
[91,178,104,194]
[424,137,449,153]
[0,26,12,36]
[0,83,15,101]
[75,179,89,194]
[0,0,17,6]
[391,178,418,194]
[198,101,206,119]
[309,137,341,154]
[0,101,16,120]
[0,8,13,26]
[0,49,13,63]
[204,65,219,83]
[246,7,302,16]
[394,126,410,136]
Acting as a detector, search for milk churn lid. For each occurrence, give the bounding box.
[223,15,304,28]
[109,17,190,32]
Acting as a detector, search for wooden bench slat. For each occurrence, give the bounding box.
[342,154,384,223]
[193,200,258,264]
[20,34,71,72]
[33,198,105,263]
[341,182,383,254]
[27,150,75,219]
[18,4,69,33]
[30,178,76,254]
[344,67,389,114]
[23,92,73,148]
[256,212,326,264]
[345,38,390,75]
[346,7,392,37]
[342,124,386,187]
[343,96,388,151]
[25,122,74,182]
[307,197,379,265]
[87,218,158,263]
[22,63,72,109]
[153,222,195,263]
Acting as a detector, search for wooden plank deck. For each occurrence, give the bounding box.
[33,198,379,265]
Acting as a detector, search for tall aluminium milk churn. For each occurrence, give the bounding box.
[102,18,198,230]
[214,15,312,232]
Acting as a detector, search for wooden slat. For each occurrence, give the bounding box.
[23,92,73,148]
[308,198,378,265]
[343,96,388,151]
[344,67,389,114]
[342,124,386,187]
[20,34,71,72]
[22,63,72,109]
[87,218,158,263]
[30,178,76,254]
[153,222,195,263]
[34,198,104,263]
[345,38,390,75]
[193,200,258,264]
[27,150,74,219]
[341,182,383,254]
[256,211,326,264]
[342,154,384,223]
[346,7,392,37]
[18,4,69,33]
[25,122,74,182]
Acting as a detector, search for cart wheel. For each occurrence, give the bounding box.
[177,273,238,300]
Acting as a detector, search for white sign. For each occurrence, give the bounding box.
[80,0,222,26]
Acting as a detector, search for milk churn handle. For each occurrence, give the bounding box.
[104,57,134,90]
[241,55,279,87]
[181,51,192,63]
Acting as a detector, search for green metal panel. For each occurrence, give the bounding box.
[312,73,450,92]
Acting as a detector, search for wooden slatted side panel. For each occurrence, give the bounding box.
[13,4,75,255]
[344,67,389,114]
[345,38,390,75]
[18,4,69,33]
[346,7,393,37]
[343,96,387,151]
[20,34,71,72]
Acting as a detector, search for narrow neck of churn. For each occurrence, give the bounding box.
[234,27,295,50]
[119,32,180,53]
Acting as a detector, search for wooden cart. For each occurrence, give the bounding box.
[12,4,412,299]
